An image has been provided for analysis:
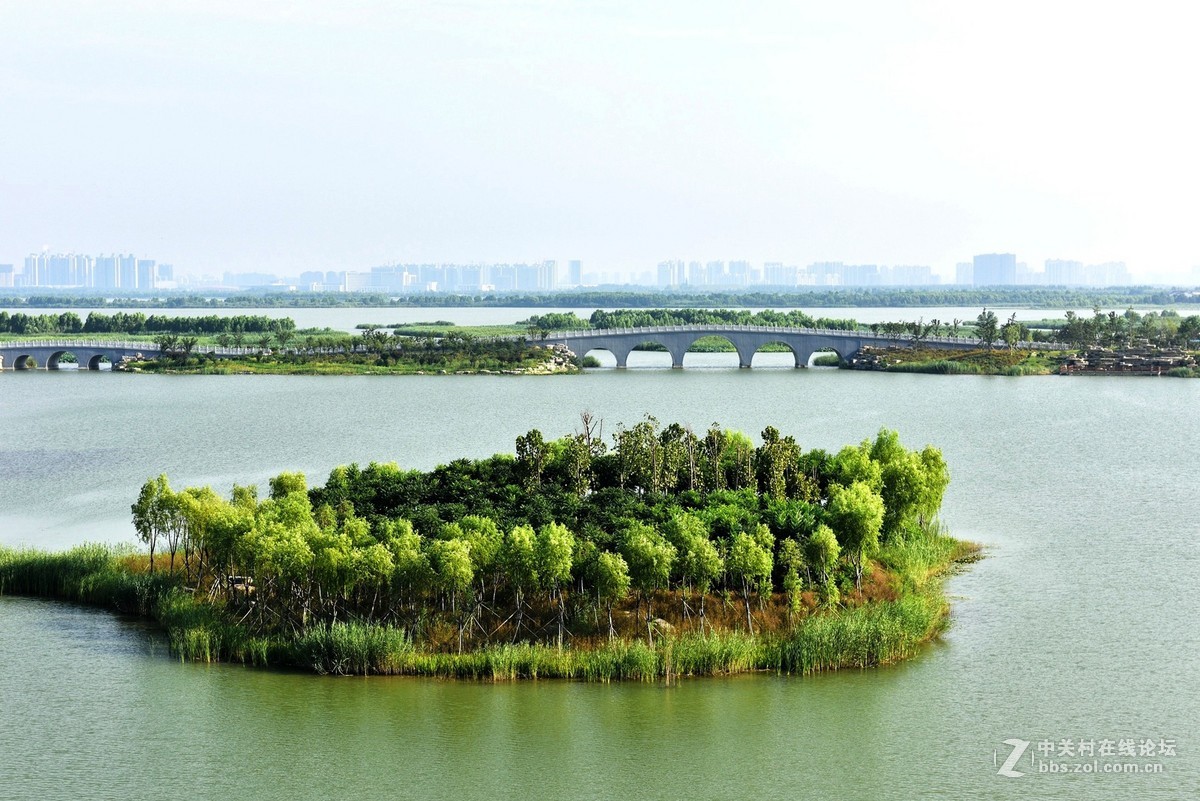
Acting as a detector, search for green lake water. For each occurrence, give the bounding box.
[1,359,1197,799]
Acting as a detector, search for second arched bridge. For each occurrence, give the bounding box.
[539,324,1057,368]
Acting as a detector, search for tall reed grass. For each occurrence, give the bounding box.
[768,593,947,674]
[887,357,1050,376]
[0,543,175,615]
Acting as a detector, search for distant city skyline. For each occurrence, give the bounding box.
[4,250,1185,292]
[3,3,1200,283]
[6,245,1199,289]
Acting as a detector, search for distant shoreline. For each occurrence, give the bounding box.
[3,286,1198,311]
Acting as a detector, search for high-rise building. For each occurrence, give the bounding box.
[73,254,93,286]
[1016,262,1042,285]
[47,254,73,285]
[458,264,483,290]
[972,253,1017,286]
[727,260,751,285]
[0,264,14,287]
[842,264,880,286]
[93,256,119,289]
[514,263,541,291]
[540,260,558,290]
[1086,262,1131,286]
[763,262,797,285]
[656,260,684,287]
[566,260,582,288]
[1045,259,1084,286]
[137,259,157,290]
[118,254,138,289]
[808,262,843,286]
[24,254,45,285]
[889,265,935,285]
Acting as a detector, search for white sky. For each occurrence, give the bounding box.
[2,0,1198,281]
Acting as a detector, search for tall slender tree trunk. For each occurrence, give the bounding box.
[742,578,754,634]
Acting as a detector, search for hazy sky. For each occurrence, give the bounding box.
[2,1,1198,280]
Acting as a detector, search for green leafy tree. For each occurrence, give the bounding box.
[975,308,999,350]
[678,530,722,627]
[535,522,575,646]
[778,537,805,619]
[275,328,295,352]
[831,443,882,492]
[515,429,547,490]
[726,525,773,633]
[131,475,171,573]
[614,415,663,493]
[620,522,675,642]
[721,430,756,490]
[827,481,884,590]
[559,434,593,497]
[269,472,307,500]
[456,515,503,601]
[503,524,539,640]
[428,538,474,652]
[383,520,433,609]
[1000,313,1022,350]
[916,446,950,527]
[594,551,631,639]
[755,425,800,500]
[806,523,841,606]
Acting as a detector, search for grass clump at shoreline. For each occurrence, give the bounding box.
[0,543,176,616]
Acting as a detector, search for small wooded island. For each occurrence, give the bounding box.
[0,418,977,680]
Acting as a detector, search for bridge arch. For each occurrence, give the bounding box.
[748,340,802,369]
[86,353,113,371]
[625,338,683,369]
[47,350,78,370]
[579,346,617,368]
[543,326,1007,371]
[13,353,36,370]
[805,346,845,368]
[677,333,748,369]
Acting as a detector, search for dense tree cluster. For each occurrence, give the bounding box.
[0,310,291,336]
[1056,308,1200,350]
[136,419,951,650]
[265,328,553,370]
[587,309,860,330]
[520,312,591,331]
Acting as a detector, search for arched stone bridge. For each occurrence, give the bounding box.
[0,339,242,370]
[539,325,1060,368]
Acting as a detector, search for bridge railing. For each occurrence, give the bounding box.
[0,338,159,351]
[0,339,260,357]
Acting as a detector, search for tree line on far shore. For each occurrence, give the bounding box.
[0,310,292,336]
